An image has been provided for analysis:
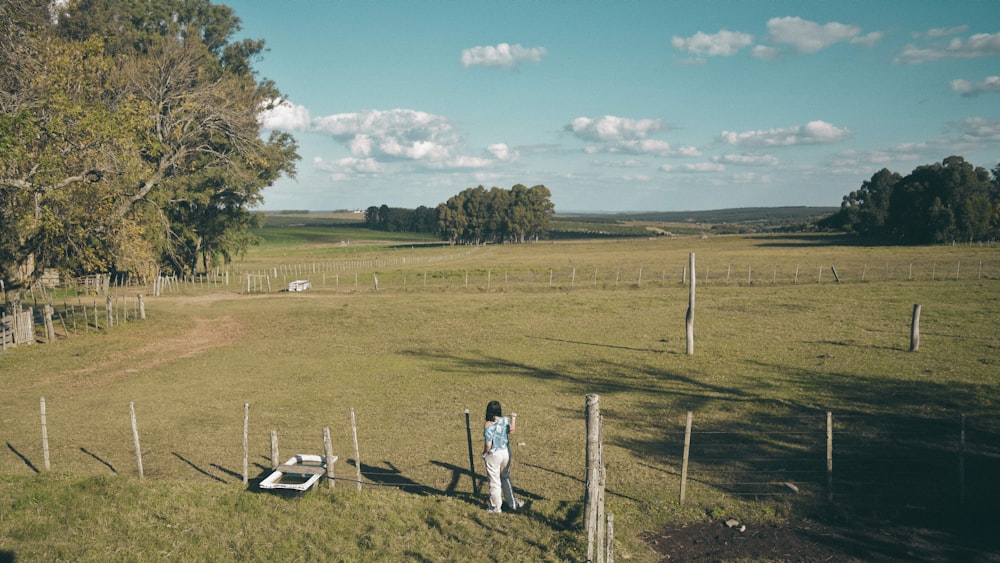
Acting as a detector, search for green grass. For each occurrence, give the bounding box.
[2,232,998,560]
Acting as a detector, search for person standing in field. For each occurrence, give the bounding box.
[482,400,519,513]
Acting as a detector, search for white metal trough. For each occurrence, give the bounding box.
[288,279,311,292]
[259,454,332,492]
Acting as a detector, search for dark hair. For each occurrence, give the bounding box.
[485,400,502,422]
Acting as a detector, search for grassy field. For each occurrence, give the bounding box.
[1,228,998,561]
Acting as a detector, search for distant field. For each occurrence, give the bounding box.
[1,227,997,561]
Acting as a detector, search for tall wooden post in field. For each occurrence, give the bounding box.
[686,253,695,355]
[910,304,921,352]
[585,394,602,562]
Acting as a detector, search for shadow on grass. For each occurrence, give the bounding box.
[80,447,117,473]
[6,443,38,473]
[172,452,226,483]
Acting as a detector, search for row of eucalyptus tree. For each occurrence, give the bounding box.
[823,156,1000,243]
[0,0,298,301]
[436,184,554,245]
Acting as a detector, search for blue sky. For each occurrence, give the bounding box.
[229,0,1000,212]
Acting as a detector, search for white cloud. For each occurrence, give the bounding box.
[259,99,311,131]
[951,76,1000,96]
[850,32,883,47]
[312,109,457,162]
[897,32,1000,64]
[914,25,969,39]
[659,162,726,173]
[720,120,851,147]
[461,43,546,68]
[567,115,665,142]
[671,30,754,57]
[751,45,781,61]
[954,116,1000,142]
[766,17,862,53]
[487,143,519,161]
[713,153,779,166]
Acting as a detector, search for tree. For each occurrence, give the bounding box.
[831,168,901,237]
[435,184,554,244]
[0,0,299,296]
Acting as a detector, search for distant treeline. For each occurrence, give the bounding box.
[365,184,555,244]
[821,156,1000,243]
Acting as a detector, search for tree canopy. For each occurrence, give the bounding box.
[436,184,554,244]
[822,156,1000,243]
[0,0,298,294]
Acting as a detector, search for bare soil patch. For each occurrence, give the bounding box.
[642,514,1000,562]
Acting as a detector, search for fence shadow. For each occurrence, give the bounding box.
[80,447,117,473]
[6,443,38,473]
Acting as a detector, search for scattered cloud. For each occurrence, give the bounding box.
[712,153,779,166]
[671,30,754,57]
[953,116,1000,142]
[259,99,311,131]
[487,143,519,161]
[850,32,884,47]
[914,25,969,39]
[751,45,781,61]
[567,115,666,142]
[896,31,1000,63]
[950,75,1000,96]
[720,120,851,147]
[312,109,457,162]
[461,43,546,68]
[659,162,726,173]
[765,17,863,54]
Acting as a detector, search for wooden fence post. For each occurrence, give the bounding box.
[106,295,113,328]
[323,427,336,490]
[910,304,921,352]
[680,411,692,505]
[686,253,695,356]
[130,402,143,478]
[585,394,601,562]
[270,429,279,469]
[351,408,362,491]
[138,294,146,320]
[40,397,50,471]
[464,409,479,494]
[43,304,55,343]
[826,411,833,502]
[606,512,615,563]
[242,403,249,485]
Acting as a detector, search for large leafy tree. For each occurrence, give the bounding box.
[0,0,298,298]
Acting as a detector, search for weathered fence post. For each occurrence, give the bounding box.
[830,266,841,283]
[270,429,279,469]
[43,304,55,343]
[585,394,601,563]
[351,408,362,491]
[680,411,692,505]
[106,295,113,328]
[686,253,695,356]
[40,397,50,471]
[242,403,249,485]
[910,304,921,352]
[606,512,615,563]
[130,402,143,478]
[826,411,833,502]
[138,294,146,320]
[323,427,336,490]
[464,409,479,494]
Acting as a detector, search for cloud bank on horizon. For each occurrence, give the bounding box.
[240,2,1000,212]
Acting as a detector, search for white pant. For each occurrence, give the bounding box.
[484,447,518,512]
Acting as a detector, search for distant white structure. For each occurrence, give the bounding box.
[288,279,311,292]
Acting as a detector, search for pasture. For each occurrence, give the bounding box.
[1,228,998,561]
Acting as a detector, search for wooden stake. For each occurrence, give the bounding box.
[680,411,692,505]
[40,397,50,471]
[242,403,249,485]
[270,429,279,469]
[910,304,922,352]
[323,427,336,490]
[686,253,695,356]
[351,408,362,491]
[826,411,833,502]
[130,402,143,478]
[959,414,966,505]
[585,394,601,563]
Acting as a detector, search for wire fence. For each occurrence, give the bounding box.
[666,411,1000,513]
